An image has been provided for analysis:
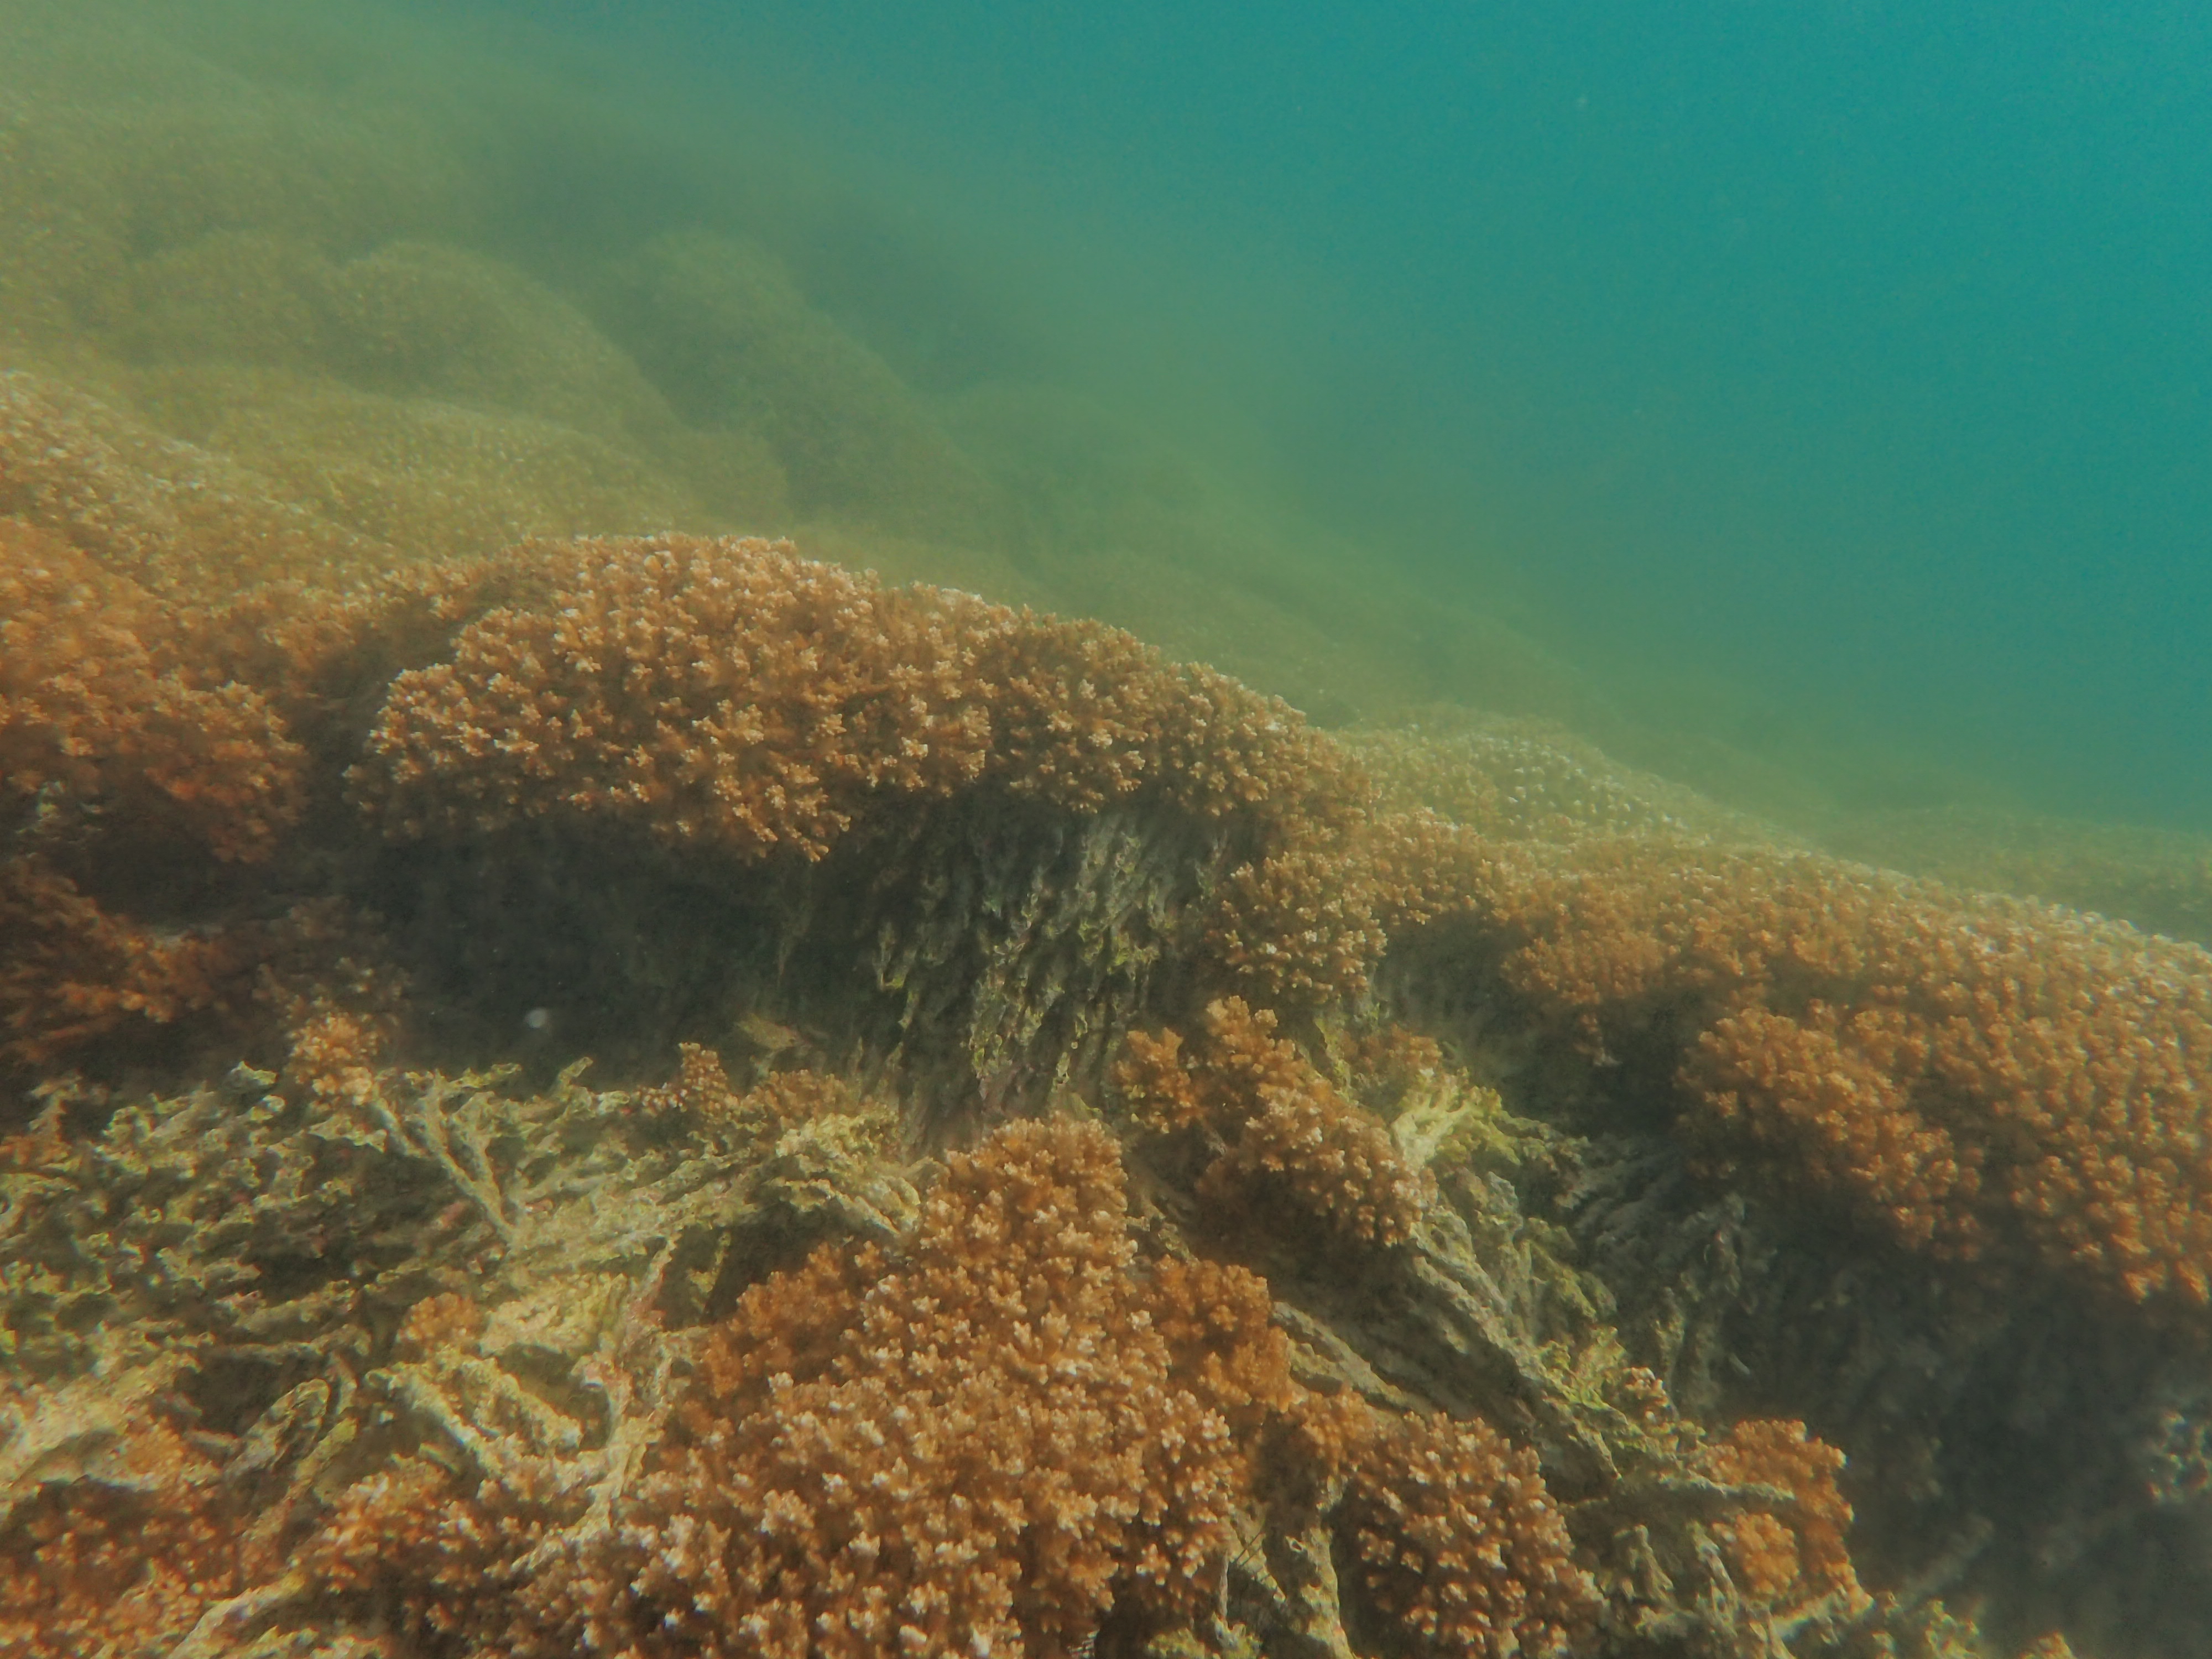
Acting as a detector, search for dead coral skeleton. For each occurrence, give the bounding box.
[0,1048,919,1650]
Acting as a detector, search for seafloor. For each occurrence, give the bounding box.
[4,6,2212,1659]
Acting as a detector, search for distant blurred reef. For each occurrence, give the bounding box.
[3,0,2207,933]
[0,0,1598,735]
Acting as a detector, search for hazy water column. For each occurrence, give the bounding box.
[514,0,2212,827]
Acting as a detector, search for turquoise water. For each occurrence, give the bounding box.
[468,0,2212,829]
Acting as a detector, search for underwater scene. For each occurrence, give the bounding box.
[3,1,2211,1655]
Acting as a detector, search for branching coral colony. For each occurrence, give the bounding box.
[0,454,2204,1657]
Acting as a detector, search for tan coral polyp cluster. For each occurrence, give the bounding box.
[357,533,1350,863]
[1343,1410,1600,1658]
[1117,997,1427,1247]
[633,1041,880,1140]
[1700,1417,1869,1620]
[1452,835,2212,1305]
[599,1118,1243,1657]
[0,520,305,862]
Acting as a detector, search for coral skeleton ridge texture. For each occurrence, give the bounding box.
[3,497,2209,1656]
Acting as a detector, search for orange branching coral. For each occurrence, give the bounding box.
[357,535,998,856]
[0,873,401,1092]
[0,369,383,593]
[632,1041,869,1133]
[561,1118,1245,1657]
[1340,1023,1451,1113]
[1147,1254,1299,1443]
[0,1415,245,1656]
[1447,837,2212,1305]
[354,534,1352,864]
[1277,1386,1386,1516]
[631,1040,750,1120]
[744,1069,874,1131]
[303,1451,497,1623]
[1700,1418,1869,1621]
[1341,1410,1600,1659]
[397,1288,490,1354]
[0,857,262,1069]
[1115,1028,1210,1135]
[281,998,396,1112]
[0,521,306,861]
[0,520,353,1079]
[1361,807,1503,936]
[1208,1074,1425,1249]
[976,610,1356,823]
[1691,1003,1971,1253]
[0,526,546,1087]
[192,549,560,747]
[1204,808,1492,1006]
[1207,842,1387,1006]
[1117,997,1427,1248]
[1145,1255,1390,1531]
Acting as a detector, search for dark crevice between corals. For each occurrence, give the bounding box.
[359,787,1241,1142]
[1557,1126,2212,1657]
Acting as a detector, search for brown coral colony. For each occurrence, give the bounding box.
[354,533,1347,859]
[8,498,2212,1658]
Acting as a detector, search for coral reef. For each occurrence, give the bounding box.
[1340,1410,1598,1658]
[1115,998,1428,1249]
[1427,834,2212,1308]
[12,6,2208,1648]
[2,1050,1983,1659]
[355,533,1352,860]
[1699,1418,1869,1624]
[3,472,2208,1656]
[0,519,304,860]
